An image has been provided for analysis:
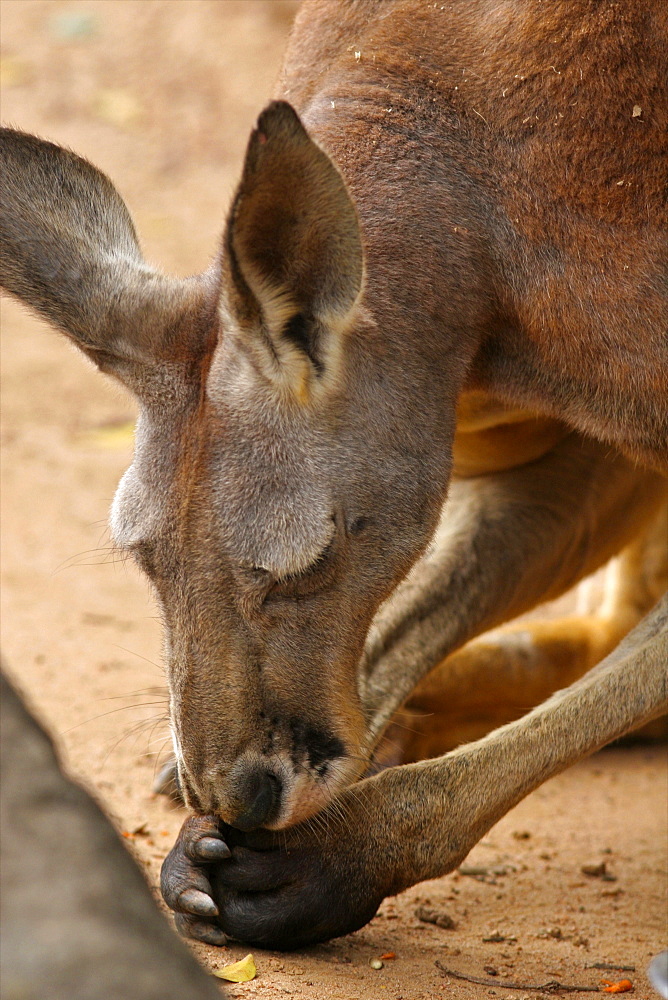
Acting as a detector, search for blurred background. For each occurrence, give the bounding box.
[1,0,298,273]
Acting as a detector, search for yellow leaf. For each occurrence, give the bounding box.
[213,953,257,983]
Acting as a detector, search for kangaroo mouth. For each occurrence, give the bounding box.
[263,753,360,829]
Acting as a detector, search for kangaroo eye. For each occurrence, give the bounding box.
[265,537,337,600]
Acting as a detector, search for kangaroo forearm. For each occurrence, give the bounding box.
[379,596,668,889]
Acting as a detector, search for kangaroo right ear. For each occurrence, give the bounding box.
[222,102,364,400]
[0,128,217,395]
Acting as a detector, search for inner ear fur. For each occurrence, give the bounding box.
[0,128,217,388]
[224,101,364,387]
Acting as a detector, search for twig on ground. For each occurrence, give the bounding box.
[585,963,635,972]
[435,961,600,993]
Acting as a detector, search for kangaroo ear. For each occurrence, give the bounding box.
[224,101,363,396]
[0,128,217,395]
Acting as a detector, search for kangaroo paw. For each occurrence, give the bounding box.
[161,815,230,946]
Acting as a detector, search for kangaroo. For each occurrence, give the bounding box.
[1,0,666,951]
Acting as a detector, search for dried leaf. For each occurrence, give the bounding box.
[601,980,633,994]
[214,954,256,983]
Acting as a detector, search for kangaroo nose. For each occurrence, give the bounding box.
[230,770,281,831]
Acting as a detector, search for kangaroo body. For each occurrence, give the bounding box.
[1,0,666,950]
[283,0,668,467]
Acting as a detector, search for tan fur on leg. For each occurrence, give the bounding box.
[381,503,668,762]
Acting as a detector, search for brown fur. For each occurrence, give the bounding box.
[1,0,666,950]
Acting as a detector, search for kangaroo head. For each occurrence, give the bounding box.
[0,104,447,829]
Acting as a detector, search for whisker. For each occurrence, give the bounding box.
[99,712,170,768]
[60,700,168,735]
[151,741,176,782]
[94,685,168,704]
[51,546,125,575]
[110,644,164,673]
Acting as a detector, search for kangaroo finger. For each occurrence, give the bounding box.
[174,912,227,947]
[161,840,216,913]
[177,887,219,917]
[189,835,231,863]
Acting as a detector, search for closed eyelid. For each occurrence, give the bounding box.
[234,534,338,614]
[263,535,340,601]
[241,513,337,582]
[266,535,335,583]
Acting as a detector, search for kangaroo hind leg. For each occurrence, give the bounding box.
[378,496,667,764]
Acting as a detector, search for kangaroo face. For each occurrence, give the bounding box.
[111,339,435,829]
[1,106,450,831]
[102,103,445,830]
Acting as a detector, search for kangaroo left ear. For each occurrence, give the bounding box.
[0,127,218,398]
[223,101,364,396]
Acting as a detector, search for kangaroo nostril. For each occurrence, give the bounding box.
[231,771,281,832]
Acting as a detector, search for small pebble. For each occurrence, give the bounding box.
[415,905,457,929]
[581,861,617,881]
[369,958,383,970]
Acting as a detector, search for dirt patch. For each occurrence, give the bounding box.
[1,3,665,998]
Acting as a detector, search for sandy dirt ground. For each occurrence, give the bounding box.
[1,3,666,998]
